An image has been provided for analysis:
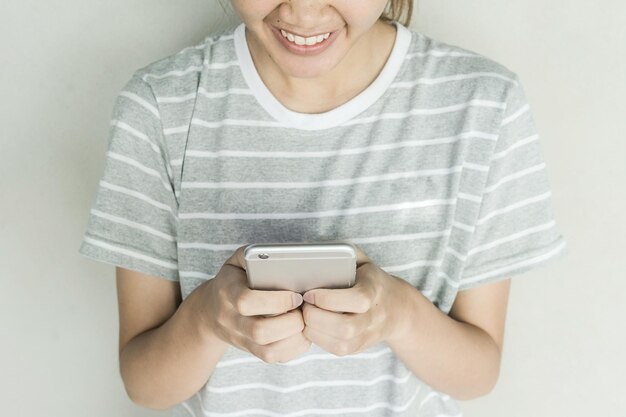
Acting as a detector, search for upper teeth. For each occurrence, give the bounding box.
[280,29,330,45]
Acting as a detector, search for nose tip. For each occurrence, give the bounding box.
[276,0,334,28]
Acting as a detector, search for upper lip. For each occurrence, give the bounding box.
[272,25,336,38]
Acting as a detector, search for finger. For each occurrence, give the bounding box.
[224,267,299,316]
[225,244,250,270]
[235,287,303,317]
[302,303,364,340]
[303,324,360,357]
[250,331,311,364]
[274,332,312,364]
[241,309,304,346]
[353,244,371,267]
[220,266,250,303]
[304,284,372,313]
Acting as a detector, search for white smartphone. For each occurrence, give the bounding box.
[243,241,357,293]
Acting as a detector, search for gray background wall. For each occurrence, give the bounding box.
[1,0,624,415]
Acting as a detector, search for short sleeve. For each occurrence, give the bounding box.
[78,74,179,281]
[458,75,568,290]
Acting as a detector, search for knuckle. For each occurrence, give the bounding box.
[258,346,277,364]
[215,280,230,302]
[298,332,312,347]
[235,293,251,316]
[277,352,295,364]
[289,309,305,331]
[354,340,366,354]
[250,319,267,344]
[356,293,371,313]
[298,338,312,355]
[303,340,312,352]
[340,321,358,340]
[333,342,352,356]
[280,340,311,363]
[215,307,229,328]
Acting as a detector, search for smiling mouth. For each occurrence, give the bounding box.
[280,29,332,46]
[272,25,337,39]
[268,23,343,55]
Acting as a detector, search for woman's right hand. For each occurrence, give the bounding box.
[194,245,311,364]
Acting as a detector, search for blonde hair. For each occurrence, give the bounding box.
[380,0,414,27]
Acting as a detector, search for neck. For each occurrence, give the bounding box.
[247,19,397,113]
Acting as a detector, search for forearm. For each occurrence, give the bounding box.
[385,276,501,401]
[120,280,229,410]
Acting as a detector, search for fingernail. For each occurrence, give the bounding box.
[292,293,303,307]
[303,292,315,304]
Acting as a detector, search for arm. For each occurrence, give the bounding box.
[385,275,511,401]
[116,267,229,410]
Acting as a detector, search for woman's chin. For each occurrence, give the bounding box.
[274,58,338,80]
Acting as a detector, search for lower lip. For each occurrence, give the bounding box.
[270,25,341,56]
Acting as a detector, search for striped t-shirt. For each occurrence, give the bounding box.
[78,20,568,417]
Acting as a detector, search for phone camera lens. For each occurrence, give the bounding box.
[258,253,269,259]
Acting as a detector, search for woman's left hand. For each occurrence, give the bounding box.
[301,245,410,355]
